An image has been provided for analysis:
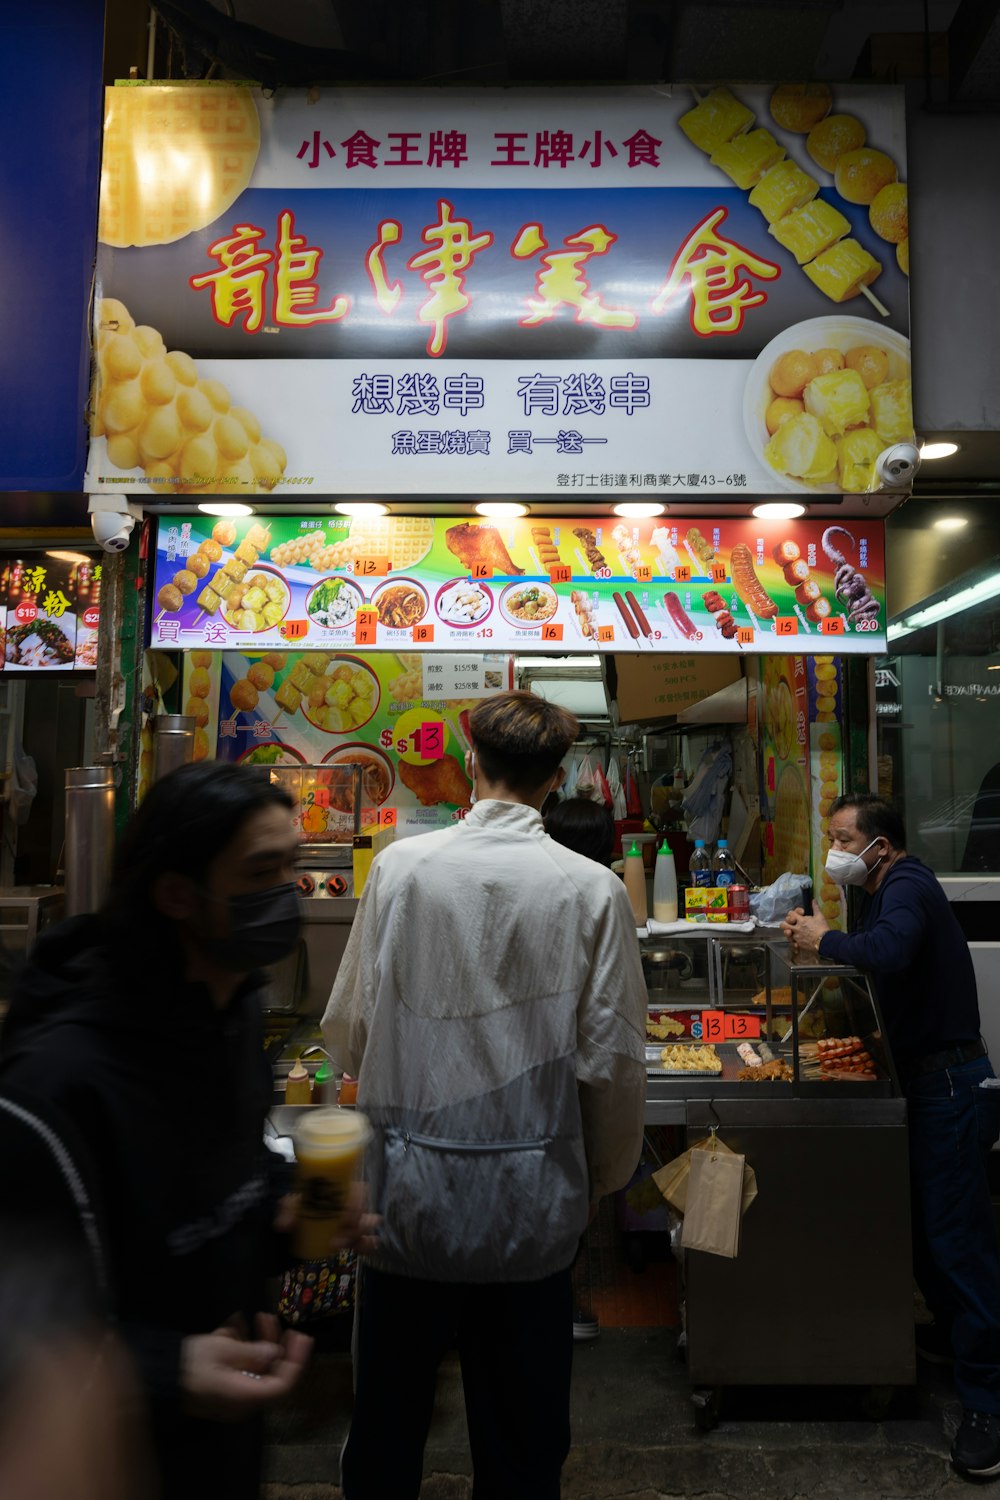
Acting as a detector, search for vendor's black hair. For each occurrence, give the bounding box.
[103,761,294,941]
[829,793,906,850]
[545,797,615,867]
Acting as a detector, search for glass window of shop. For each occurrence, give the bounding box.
[877,498,1000,874]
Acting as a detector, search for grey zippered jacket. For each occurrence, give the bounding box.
[322,799,647,1282]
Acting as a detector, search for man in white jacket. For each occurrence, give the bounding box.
[323,690,646,1500]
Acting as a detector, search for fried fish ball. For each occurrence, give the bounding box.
[197,539,223,564]
[246,662,275,692]
[769,82,832,133]
[172,569,198,595]
[191,651,212,667]
[189,668,211,698]
[193,728,210,762]
[806,114,866,173]
[869,181,908,243]
[157,583,183,613]
[263,652,287,671]
[212,520,238,547]
[230,679,259,712]
[815,663,837,681]
[834,148,897,206]
[844,346,889,390]
[819,730,837,751]
[184,696,210,729]
[770,350,818,399]
[186,553,210,580]
[765,396,805,434]
[813,348,846,376]
[896,238,909,276]
[817,695,838,714]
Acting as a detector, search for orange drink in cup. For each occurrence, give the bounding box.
[293,1108,372,1260]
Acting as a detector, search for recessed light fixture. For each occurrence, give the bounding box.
[334,501,389,517]
[612,501,665,519]
[46,551,92,565]
[197,501,254,517]
[751,501,806,520]
[475,501,528,518]
[988,664,1000,671]
[919,441,960,460]
[933,516,968,532]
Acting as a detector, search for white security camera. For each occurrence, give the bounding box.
[88,495,142,553]
[875,442,921,490]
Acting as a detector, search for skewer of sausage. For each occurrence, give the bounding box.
[663,591,701,641]
[612,592,640,642]
[625,591,654,644]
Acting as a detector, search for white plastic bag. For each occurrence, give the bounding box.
[751,873,812,926]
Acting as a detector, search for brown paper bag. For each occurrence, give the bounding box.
[681,1147,746,1258]
[654,1135,759,1218]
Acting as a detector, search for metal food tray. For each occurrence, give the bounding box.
[645,1043,723,1076]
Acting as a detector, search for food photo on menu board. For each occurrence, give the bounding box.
[162,648,513,837]
[1,556,102,672]
[86,84,910,498]
[152,513,887,656]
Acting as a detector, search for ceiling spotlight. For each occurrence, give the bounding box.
[751,501,806,520]
[475,501,528,518]
[197,501,254,517]
[933,516,968,532]
[612,501,665,519]
[334,501,389,517]
[919,441,960,460]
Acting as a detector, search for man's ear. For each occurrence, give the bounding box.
[152,871,198,921]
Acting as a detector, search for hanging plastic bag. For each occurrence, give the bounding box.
[593,761,613,808]
[751,872,813,926]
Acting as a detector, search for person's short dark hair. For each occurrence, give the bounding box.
[544,797,614,867]
[829,793,906,850]
[469,691,579,794]
[102,761,295,947]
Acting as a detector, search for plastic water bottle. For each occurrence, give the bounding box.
[712,838,737,888]
[653,839,678,923]
[689,839,712,887]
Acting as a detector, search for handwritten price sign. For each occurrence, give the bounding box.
[353,556,390,578]
[355,609,378,646]
[470,562,493,580]
[775,616,799,636]
[541,622,564,642]
[280,618,308,641]
[412,623,434,644]
[596,624,615,643]
[820,616,846,636]
[417,721,445,759]
[549,565,571,586]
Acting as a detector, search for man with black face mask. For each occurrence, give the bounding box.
[0,762,325,1499]
[783,793,1000,1483]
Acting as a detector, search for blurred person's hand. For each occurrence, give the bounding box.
[781,906,829,954]
[272,1181,380,1255]
[181,1314,311,1421]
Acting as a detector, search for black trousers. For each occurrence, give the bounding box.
[342,1263,574,1499]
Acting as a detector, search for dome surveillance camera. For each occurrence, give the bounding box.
[90,509,136,552]
[87,495,141,553]
[876,442,921,489]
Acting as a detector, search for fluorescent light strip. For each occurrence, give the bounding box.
[887,570,1000,642]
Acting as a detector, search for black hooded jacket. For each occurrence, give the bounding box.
[0,913,288,1414]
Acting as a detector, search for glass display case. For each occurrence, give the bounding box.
[640,930,914,1402]
[642,932,898,1119]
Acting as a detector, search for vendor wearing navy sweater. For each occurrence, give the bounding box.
[783,793,1000,1483]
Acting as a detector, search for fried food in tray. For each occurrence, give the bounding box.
[658,1043,722,1074]
[738,1058,794,1083]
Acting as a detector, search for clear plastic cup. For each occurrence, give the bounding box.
[292,1108,372,1260]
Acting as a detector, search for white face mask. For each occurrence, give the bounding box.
[825,836,885,888]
